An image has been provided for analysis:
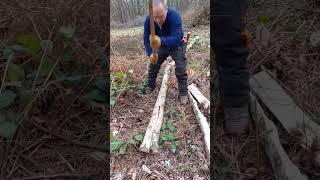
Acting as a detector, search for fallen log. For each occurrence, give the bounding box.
[250,70,320,164]
[250,94,308,180]
[188,83,210,110]
[140,61,175,153]
[188,91,210,157]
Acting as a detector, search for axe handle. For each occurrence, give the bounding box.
[184,32,190,45]
[149,0,157,56]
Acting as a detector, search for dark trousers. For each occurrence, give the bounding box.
[147,44,188,96]
[212,0,250,107]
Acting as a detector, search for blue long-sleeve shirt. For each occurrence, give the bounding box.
[143,8,184,57]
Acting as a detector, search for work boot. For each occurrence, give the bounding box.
[224,104,249,135]
[179,95,188,105]
[145,86,155,94]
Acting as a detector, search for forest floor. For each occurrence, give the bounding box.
[110,1,320,179]
[110,25,210,179]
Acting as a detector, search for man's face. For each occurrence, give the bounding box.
[153,4,167,27]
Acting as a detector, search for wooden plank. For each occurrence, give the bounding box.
[250,70,320,136]
[250,94,308,180]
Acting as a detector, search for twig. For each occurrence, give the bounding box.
[32,21,55,89]
[57,152,76,172]
[0,53,14,93]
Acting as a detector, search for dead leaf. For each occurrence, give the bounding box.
[142,164,151,174]
[244,167,258,179]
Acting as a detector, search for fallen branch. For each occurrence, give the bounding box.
[140,61,175,153]
[188,91,210,157]
[250,94,308,180]
[188,83,210,110]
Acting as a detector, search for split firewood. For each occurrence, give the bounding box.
[140,61,175,153]
[250,94,308,180]
[188,83,210,110]
[188,91,210,157]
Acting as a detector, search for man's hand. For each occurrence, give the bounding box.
[149,53,158,64]
[149,35,161,49]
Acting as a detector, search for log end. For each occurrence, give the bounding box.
[150,143,159,154]
[139,145,150,153]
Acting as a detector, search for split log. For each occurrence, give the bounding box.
[188,83,210,110]
[250,94,308,180]
[140,61,175,153]
[188,91,210,157]
[250,70,320,164]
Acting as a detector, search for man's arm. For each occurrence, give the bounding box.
[143,16,152,57]
[160,11,183,47]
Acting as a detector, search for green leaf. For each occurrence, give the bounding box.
[11,45,27,53]
[160,131,165,139]
[167,123,176,133]
[53,69,65,80]
[113,72,126,81]
[285,22,298,32]
[111,140,124,151]
[161,123,167,130]
[86,90,107,103]
[257,14,271,25]
[59,25,75,39]
[138,86,145,94]
[110,98,116,106]
[5,111,17,122]
[0,90,16,109]
[19,91,32,110]
[16,33,41,55]
[3,48,14,59]
[40,40,53,53]
[39,58,55,77]
[171,143,177,153]
[3,81,22,88]
[134,134,143,142]
[118,143,127,155]
[61,50,72,62]
[165,134,175,142]
[0,120,17,139]
[7,63,25,82]
[95,79,107,92]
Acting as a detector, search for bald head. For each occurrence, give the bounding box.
[153,0,167,7]
[152,0,168,27]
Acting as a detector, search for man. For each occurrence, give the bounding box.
[212,1,250,134]
[143,0,188,105]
